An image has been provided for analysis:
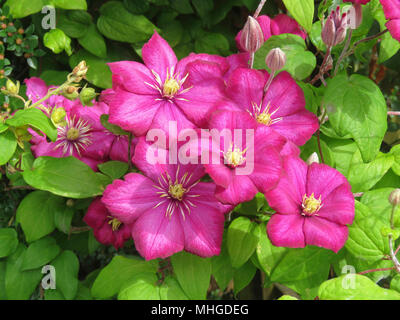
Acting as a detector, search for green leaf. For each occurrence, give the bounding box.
[170,0,194,14]
[0,261,6,299]
[100,114,129,135]
[171,251,211,300]
[21,237,61,271]
[211,238,234,291]
[323,74,387,162]
[97,1,157,43]
[54,207,74,234]
[22,156,105,199]
[16,191,61,242]
[227,217,260,268]
[345,201,390,264]
[50,0,87,10]
[78,24,107,58]
[91,255,157,299]
[233,260,257,295]
[0,130,17,165]
[300,136,335,167]
[195,31,230,55]
[319,274,400,300]
[282,0,314,33]
[389,145,400,176]
[98,161,129,180]
[51,250,79,300]
[123,0,150,14]
[5,0,45,18]
[5,244,43,300]
[6,108,58,142]
[56,10,92,38]
[118,273,160,300]
[69,50,112,89]
[43,29,73,56]
[269,246,335,299]
[0,228,18,258]
[278,295,298,300]
[159,276,189,300]
[40,70,70,86]
[234,192,268,216]
[254,34,317,80]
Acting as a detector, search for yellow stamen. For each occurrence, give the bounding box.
[169,183,186,201]
[163,71,180,97]
[302,193,322,216]
[256,112,272,125]
[66,128,80,140]
[224,145,246,167]
[108,217,122,231]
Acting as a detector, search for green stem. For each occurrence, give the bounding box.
[334,29,353,76]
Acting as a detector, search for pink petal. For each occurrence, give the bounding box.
[303,217,349,253]
[281,140,301,157]
[82,131,114,160]
[132,201,184,260]
[71,102,109,132]
[24,78,48,103]
[215,175,258,205]
[142,31,178,83]
[108,61,156,95]
[108,89,161,136]
[109,136,135,163]
[226,68,265,113]
[176,53,229,77]
[272,14,307,39]
[380,0,400,20]
[267,213,306,248]
[387,19,400,42]
[181,182,225,257]
[204,163,233,189]
[225,53,250,80]
[101,173,161,225]
[264,156,307,214]
[83,197,108,230]
[306,163,352,201]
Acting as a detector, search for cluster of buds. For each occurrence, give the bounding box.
[265,48,286,73]
[1,79,20,96]
[70,60,88,83]
[240,16,264,53]
[322,6,349,48]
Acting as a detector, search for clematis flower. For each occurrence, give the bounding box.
[224,68,319,146]
[106,31,227,137]
[380,0,400,42]
[26,78,134,170]
[235,14,307,52]
[101,138,229,260]
[84,197,131,249]
[265,156,355,253]
[197,109,286,205]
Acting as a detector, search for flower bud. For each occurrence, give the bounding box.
[347,4,363,30]
[240,16,264,53]
[72,60,88,82]
[306,152,320,165]
[62,85,79,100]
[51,107,67,127]
[389,189,400,206]
[79,86,97,106]
[322,7,349,47]
[5,79,19,95]
[265,48,286,72]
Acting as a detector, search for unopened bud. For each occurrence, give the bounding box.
[51,107,67,127]
[240,16,264,53]
[306,152,320,165]
[322,7,349,47]
[5,79,19,95]
[389,189,400,206]
[265,48,286,72]
[347,4,363,30]
[79,86,97,106]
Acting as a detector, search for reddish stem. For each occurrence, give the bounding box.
[358,267,396,275]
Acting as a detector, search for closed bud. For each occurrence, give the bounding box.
[72,60,88,81]
[265,48,286,72]
[51,107,66,127]
[240,16,264,53]
[389,189,400,206]
[321,16,336,47]
[6,79,19,95]
[62,85,79,100]
[306,152,320,165]
[79,86,97,106]
[347,4,363,30]
[322,7,349,47]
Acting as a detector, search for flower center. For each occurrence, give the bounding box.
[302,193,322,216]
[224,145,246,167]
[163,78,180,98]
[256,112,272,125]
[108,216,122,231]
[66,128,80,141]
[168,183,186,201]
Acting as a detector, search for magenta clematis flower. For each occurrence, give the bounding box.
[265,156,355,253]
[197,109,286,205]
[106,31,227,137]
[84,197,131,249]
[380,0,400,42]
[224,68,319,146]
[101,138,229,260]
[235,14,307,52]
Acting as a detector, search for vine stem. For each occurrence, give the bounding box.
[316,130,325,164]
[358,267,396,275]
[310,46,332,85]
[344,29,389,58]
[388,111,400,116]
[334,29,353,76]
[254,0,267,18]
